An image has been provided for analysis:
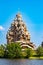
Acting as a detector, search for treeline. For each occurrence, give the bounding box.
[0,42,43,59]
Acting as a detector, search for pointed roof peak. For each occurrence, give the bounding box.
[16,12,22,18]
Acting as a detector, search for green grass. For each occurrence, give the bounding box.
[29,57,43,59]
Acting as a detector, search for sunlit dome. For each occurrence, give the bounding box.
[16,13,22,21]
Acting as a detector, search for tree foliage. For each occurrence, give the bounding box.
[0,42,43,58]
[0,45,5,57]
[5,43,22,58]
[25,48,33,58]
[36,46,43,57]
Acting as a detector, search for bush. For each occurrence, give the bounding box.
[25,48,33,58]
[36,46,43,57]
[0,45,5,58]
[4,43,22,58]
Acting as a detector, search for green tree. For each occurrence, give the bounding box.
[25,48,33,58]
[41,42,43,47]
[0,45,5,58]
[5,43,22,58]
[36,46,43,57]
[14,43,22,58]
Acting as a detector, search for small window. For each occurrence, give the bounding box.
[17,24,20,28]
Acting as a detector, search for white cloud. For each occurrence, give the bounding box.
[0,26,5,30]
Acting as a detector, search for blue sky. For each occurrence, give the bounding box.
[0,0,43,47]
